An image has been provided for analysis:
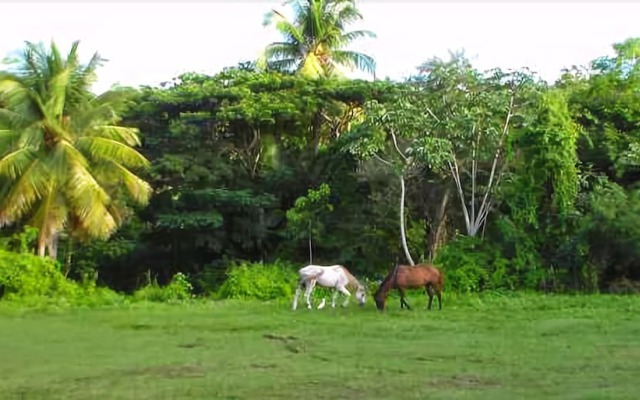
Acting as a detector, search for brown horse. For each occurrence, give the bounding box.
[374,264,444,311]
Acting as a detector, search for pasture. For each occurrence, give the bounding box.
[1,293,639,399]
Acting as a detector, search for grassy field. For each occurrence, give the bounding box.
[1,293,639,399]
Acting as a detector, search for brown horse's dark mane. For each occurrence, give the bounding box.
[374,264,399,299]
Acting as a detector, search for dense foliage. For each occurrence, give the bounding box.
[2,5,640,304]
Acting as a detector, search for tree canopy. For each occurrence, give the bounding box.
[1,11,640,297]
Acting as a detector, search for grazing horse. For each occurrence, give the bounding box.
[374,263,443,311]
[292,264,366,310]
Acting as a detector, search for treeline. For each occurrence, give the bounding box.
[3,36,640,299]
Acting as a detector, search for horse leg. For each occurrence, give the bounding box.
[426,284,435,310]
[398,288,411,310]
[317,298,326,309]
[331,288,340,308]
[337,286,351,307]
[304,279,317,309]
[437,289,442,310]
[292,280,304,310]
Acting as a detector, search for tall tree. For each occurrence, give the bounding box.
[0,40,151,258]
[342,95,430,266]
[409,54,538,237]
[259,0,376,79]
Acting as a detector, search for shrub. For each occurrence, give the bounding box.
[0,249,77,299]
[0,249,124,307]
[216,260,299,300]
[133,272,194,303]
[434,235,515,293]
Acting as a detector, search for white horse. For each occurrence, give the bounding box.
[292,264,366,310]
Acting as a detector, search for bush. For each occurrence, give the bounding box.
[0,249,124,307]
[0,249,77,299]
[133,272,194,303]
[216,260,299,301]
[434,235,515,293]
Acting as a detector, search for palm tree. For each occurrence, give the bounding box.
[259,0,377,79]
[0,40,152,258]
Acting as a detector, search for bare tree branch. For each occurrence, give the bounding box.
[390,131,408,163]
[373,154,393,166]
[474,94,515,233]
[448,158,471,232]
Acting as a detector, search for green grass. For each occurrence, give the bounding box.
[1,293,639,399]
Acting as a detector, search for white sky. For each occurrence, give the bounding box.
[1,1,638,94]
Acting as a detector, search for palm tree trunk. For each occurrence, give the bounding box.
[47,232,59,260]
[64,237,74,277]
[37,239,46,257]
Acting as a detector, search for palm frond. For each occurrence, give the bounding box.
[62,145,115,238]
[75,136,149,168]
[339,30,377,45]
[113,163,152,205]
[86,125,142,147]
[0,128,21,151]
[332,50,376,75]
[0,159,50,226]
[264,42,302,62]
[275,20,305,45]
[44,65,70,118]
[0,147,37,179]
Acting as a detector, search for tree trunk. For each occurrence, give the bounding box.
[259,207,266,263]
[311,111,323,156]
[37,232,59,259]
[37,239,46,257]
[308,220,313,265]
[47,232,59,260]
[399,174,415,266]
[427,187,451,262]
[64,237,74,278]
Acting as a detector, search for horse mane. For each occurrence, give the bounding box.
[338,266,363,290]
[374,264,401,298]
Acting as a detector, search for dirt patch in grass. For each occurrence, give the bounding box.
[428,374,500,389]
[177,338,206,349]
[130,364,207,379]
[263,333,306,354]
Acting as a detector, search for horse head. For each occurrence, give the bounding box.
[374,292,386,310]
[373,280,387,310]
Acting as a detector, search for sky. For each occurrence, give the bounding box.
[1,1,639,94]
